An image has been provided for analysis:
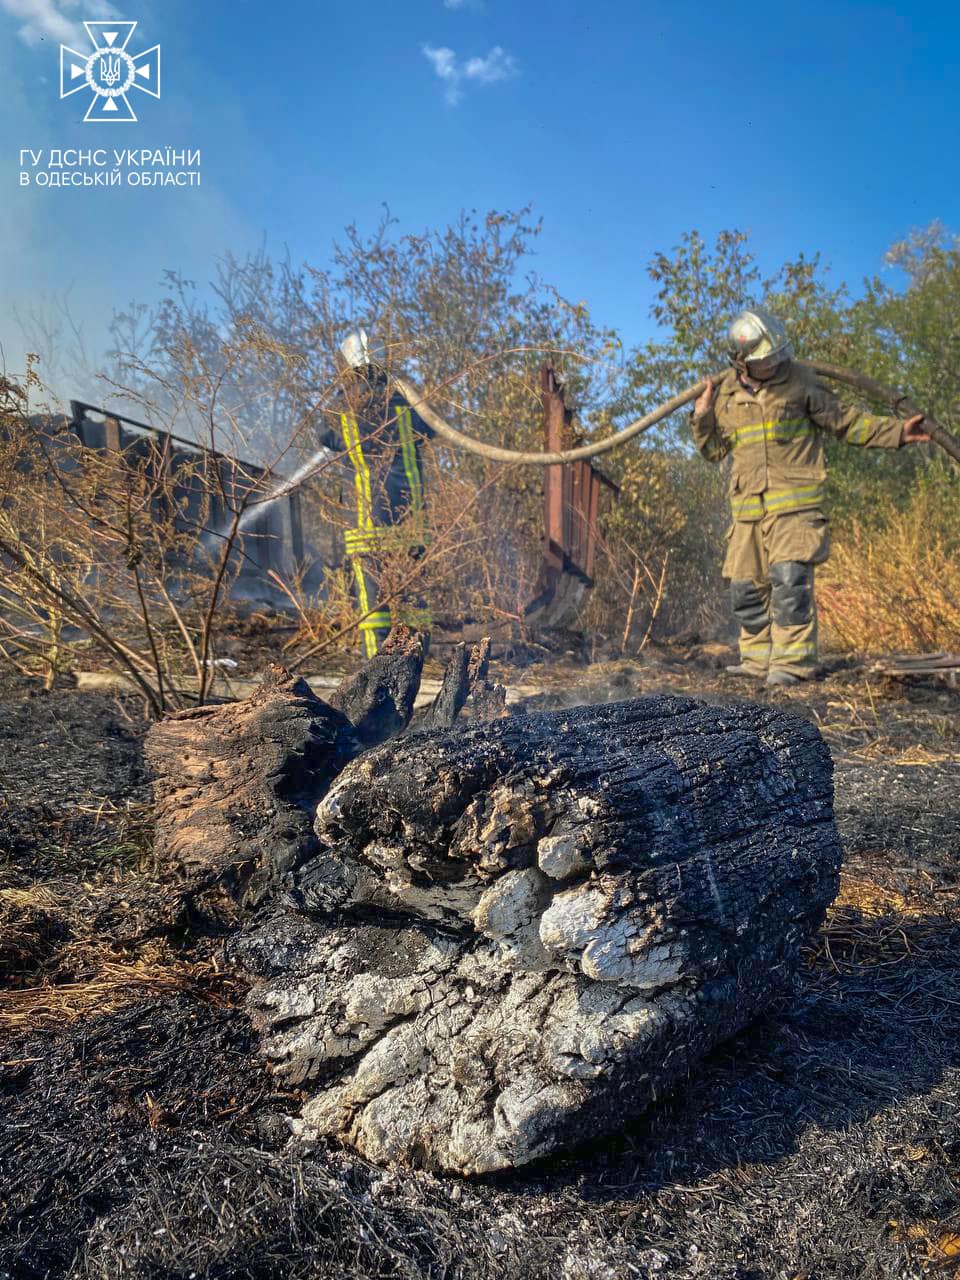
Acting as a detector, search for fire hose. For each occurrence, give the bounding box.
[394,365,960,467]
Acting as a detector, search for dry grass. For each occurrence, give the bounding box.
[0,879,244,1034]
[820,463,960,655]
[0,949,235,1034]
[832,870,931,919]
[808,853,960,989]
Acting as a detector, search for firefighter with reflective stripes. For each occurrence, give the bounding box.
[335,329,431,657]
[692,308,929,686]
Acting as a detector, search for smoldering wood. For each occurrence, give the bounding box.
[424,641,470,729]
[466,637,509,720]
[326,626,425,748]
[469,678,508,720]
[423,638,508,729]
[237,694,842,1175]
[145,665,358,909]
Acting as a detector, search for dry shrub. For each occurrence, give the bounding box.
[280,375,548,661]
[819,461,960,654]
[584,447,729,652]
[0,364,326,712]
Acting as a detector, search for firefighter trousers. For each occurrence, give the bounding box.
[722,507,831,679]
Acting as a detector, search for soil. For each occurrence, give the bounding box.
[2,650,960,1280]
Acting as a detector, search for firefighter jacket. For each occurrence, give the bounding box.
[692,361,904,521]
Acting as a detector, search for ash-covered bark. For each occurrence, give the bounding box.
[145,666,357,909]
[237,695,842,1174]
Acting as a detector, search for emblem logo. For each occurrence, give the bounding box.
[60,21,160,123]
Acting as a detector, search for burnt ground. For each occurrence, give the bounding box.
[2,654,960,1280]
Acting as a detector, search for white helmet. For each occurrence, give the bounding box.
[727,308,793,377]
[339,327,387,371]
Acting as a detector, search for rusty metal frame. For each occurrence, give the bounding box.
[536,365,618,603]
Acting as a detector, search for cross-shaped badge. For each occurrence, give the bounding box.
[60,21,160,123]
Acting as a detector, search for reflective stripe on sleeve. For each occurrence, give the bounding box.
[845,415,877,445]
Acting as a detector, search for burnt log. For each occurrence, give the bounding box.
[145,665,357,909]
[238,694,842,1174]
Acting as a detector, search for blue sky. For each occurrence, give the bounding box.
[1,0,958,401]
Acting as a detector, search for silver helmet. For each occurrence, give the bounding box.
[727,308,793,377]
[339,327,388,372]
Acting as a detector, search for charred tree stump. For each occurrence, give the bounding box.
[145,666,357,909]
[424,641,471,728]
[423,638,508,729]
[237,694,842,1174]
[326,626,425,749]
[145,631,498,912]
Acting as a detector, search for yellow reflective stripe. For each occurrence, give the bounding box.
[772,641,818,658]
[732,484,824,519]
[763,484,824,513]
[396,405,424,514]
[345,526,429,555]
[845,415,876,445]
[345,527,391,554]
[341,413,374,529]
[733,419,812,447]
[351,556,371,614]
[731,496,765,519]
[350,560,387,656]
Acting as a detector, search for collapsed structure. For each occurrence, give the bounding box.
[67,401,312,599]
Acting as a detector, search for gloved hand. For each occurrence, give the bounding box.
[901,414,930,444]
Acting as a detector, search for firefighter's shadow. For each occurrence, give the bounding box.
[495,907,960,1202]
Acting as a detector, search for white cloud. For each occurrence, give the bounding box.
[1,0,119,48]
[464,47,515,84]
[422,43,517,105]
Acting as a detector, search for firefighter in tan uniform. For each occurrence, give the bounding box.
[693,309,929,686]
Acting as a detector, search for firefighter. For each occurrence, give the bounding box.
[692,308,929,686]
[334,329,431,657]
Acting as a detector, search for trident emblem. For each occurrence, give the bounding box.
[59,21,161,123]
[100,55,121,87]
